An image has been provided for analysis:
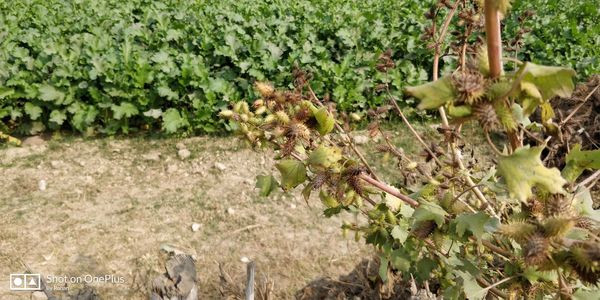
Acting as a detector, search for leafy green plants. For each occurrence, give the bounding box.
[222,0,600,297]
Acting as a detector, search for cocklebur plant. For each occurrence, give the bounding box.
[220,0,600,298]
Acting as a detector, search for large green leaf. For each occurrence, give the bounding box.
[24,103,42,120]
[161,108,188,133]
[497,146,566,202]
[562,144,600,183]
[111,102,139,120]
[412,200,447,227]
[275,160,307,189]
[38,85,65,102]
[405,76,456,110]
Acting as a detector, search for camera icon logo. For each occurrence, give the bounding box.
[10,274,41,291]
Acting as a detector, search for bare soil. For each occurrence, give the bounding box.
[0,136,369,299]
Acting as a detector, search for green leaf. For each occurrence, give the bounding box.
[0,87,15,99]
[307,146,342,169]
[447,105,472,118]
[111,102,139,120]
[378,255,389,282]
[497,146,567,202]
[391,224,409,244]
[562,144,600,183]
[412,200,447,227]
[24,103,43,120]
[161,108,188,133]
[405,76,456,110]
[255,174,278,197]
[456,271,486,300]
[573,187,600,222]
[49,110,67,125]
[314,107,334,135]
[521,63,576,101]
[275,160,307,190]
[415,258,437,282]
[454,212,491,239]
[573,288,600,300]
[38,85,65,102]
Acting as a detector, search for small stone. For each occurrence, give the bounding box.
[240,257,250,263]
[244,179,253,185]
[214,162,227,171]
[167,164,178,173]
[32,291,47,299]
[290,203,297,209]
[22,136,46,147]
[178,149,191,160]
[191,223,201,232]
[352,135,369,145]
[38,180,47,191]
[142,152,161,161]
[176,142,187,150]
[226,207,235,215]
[50,160,62,169]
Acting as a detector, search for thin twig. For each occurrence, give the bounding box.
[577,170,600,190]
[476,276,510,299]
[560,84,600,125]
[389,97,443,168]
[485,131,504,156]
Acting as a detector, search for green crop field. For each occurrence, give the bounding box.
[0,0,598,136]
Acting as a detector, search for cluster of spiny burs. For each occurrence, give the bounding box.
[220,4,599,300]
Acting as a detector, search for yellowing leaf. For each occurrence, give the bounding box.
[308,145,342,169]
[521,63,576,101]
[562,144,600,183]
[276,159,307,190]
[497,146,567,202]
[405,76,456,110]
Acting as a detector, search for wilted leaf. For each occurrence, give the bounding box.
[308,146,342,169]
[497,146,566,202]
[276,160,307,189]
[255,174,278,197]
[405,76,456,110]
[562,144,600,183]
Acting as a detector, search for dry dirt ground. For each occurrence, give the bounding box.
[0,135,372,299]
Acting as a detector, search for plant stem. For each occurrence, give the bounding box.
[484,0,503,78]
[358,173,419,207]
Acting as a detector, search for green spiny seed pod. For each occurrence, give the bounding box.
[493,100,517,132]
[249,117,262,126]
[569,242,600,285]
[275,111,290,124]
[350,113,361,121]
[486,81,513,101]
[239,113,249,123]
[218,110,234,119]
[254,106,267,115]
[499,221,536,242]
[233,102,243,113]
[542,217,574,238]
[452,69,487,104]
[239,123,249,134]
[264,114,276,124]
[412,220,437,239]
[523,234,549,266]
[385,210,398,224]
[240,102,250,114]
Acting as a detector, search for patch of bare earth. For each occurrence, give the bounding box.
[0,136,368,299]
